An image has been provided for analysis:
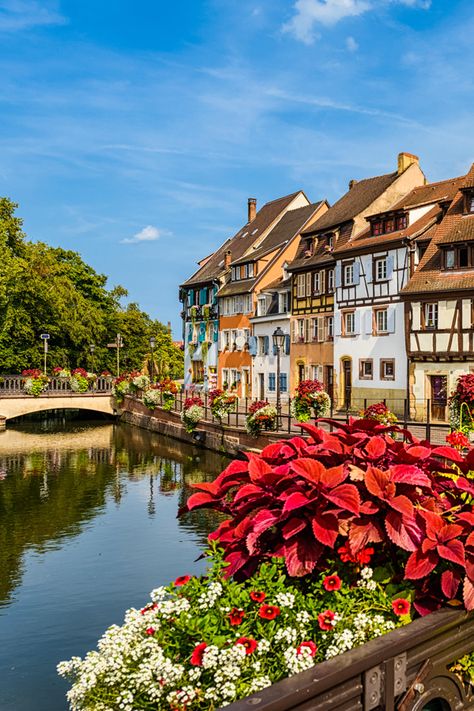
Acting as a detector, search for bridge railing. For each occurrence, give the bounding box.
[0,375,113,397]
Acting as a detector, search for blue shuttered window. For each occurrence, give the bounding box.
[268,373,276,392]
[280,373,288,392]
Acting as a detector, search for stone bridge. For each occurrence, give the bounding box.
[0,375,116,425]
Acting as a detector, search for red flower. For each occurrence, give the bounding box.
[318,610,335,630]
[258,604,281,620]
[140,603,157,615]
[392,598,410,616]
[338,544,356,563]
[250,591,266,603]
[446,431,470,450]
[297,641,318,657]
[145,627,155,635]
[174,575,192,587]
[338,544,374,565]
[323,575,342,591]
[357,547,375,565]
[228,607,245,626]
[190,642,207,666]
[236,637,258,654]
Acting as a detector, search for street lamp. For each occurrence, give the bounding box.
[149,336,156,383]
[89,343,95,373]
[272,327,286,429]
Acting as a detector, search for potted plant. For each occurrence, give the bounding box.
[360,402,397,426]
[245,400,277,437]
[21,369,49,396]
[181,396,205,433]
[290,379,330,422]
[156,378,178,411]
[208,389,238,421]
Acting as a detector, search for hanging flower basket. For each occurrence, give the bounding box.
[181,396,205,433]
[208,389,238,421]
[245,400,277,437]
[290,380,330,422]
[22,369,49,397]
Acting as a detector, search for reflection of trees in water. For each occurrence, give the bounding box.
[0,424,228,606]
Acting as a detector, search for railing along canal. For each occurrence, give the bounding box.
[0,375,113,396]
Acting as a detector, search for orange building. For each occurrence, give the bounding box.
[217,197,327,397]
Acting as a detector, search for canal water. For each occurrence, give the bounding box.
[0,420,226,711]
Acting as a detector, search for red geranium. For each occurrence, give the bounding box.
[250,591,266,603]
[184,396,203,410]
[392,598,411,616]
[318,610,335,630]
[236,637,258,654]
[249,400,270,415]
[190,642,207,666]
[258,604,280,620]
[228,607,245,626]
[446,431,470,450]
[145,627,155,635]
[323,575,342,591]
[174,575,192,587]
[297,641,318,657]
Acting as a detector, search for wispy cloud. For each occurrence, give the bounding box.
[0,0,66,31]
[346,35,358,51]
[121,225,164,244]
[283,0,430,44]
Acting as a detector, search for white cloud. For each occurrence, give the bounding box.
[121,225,163,244]
[346,35,359,51]
[283,0,430,44]
[0,0,66,31]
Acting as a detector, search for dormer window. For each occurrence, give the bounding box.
[372,221,383,236]
[443,244,473,270]
[370,213,407,236]
[303,239,314,258]
[396,214,408,230]
[327,235,334,249]
[463,190,474,214]
[470,195,474,213]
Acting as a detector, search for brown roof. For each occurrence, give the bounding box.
[437,215,474,244]
[301,171,399,235]
[288,222,353,272]
[335,205,442,256]
[461,163,474,190]
[402,187,474,295]
[262,275,292,291]
[232,202,324,265]
[181,191,304,288]
[367,177,463,216]
[218,277,256,297]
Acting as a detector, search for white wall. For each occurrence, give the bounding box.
[251,314,291,402]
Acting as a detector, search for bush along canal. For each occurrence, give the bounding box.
[57,417,474,711]
[0,419,226,711]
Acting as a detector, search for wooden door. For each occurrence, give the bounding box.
[343,360,352,409]
[325,365,334,404]
[430,375,447,421]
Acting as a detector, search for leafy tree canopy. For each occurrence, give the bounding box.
[0,198,183,378]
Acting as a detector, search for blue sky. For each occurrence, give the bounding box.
[0,0,473,335]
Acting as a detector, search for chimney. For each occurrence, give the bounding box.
[167,321,172,335]
[248,197,257,222]
[398,152,419,175]
[348,179,358,190]
[224,250,232,268]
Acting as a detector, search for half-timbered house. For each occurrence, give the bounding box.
[401,165,474,421]
[287,152,425,404]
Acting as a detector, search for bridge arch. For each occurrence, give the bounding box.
[0,395,116,423]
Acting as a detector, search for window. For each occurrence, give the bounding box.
[222,369,229,387]
[343,311,355,335]
[375,257,387,282]
[268,373,276,392]
[297,319,305,341]
[279,373,288,392]
[327,269,335,293]
[248,263,255,278]
[313,272,321,294]
[460,247,469,268]
[396,214,408,230]
[258,336,266,355]
[343,263,354,286]
[372,221,383,236]
[325,316,334,341]
[371,214,407,236]
[242,264,248,279]
[296,274,306,298]
[470,196,474,213]
[311,318,318,341]
[223,331,230,350]
[278,292,289,313]
[375,308,388,334]
[359,359,373,380]
[231,329,238,349]
[317,316,325,342]
[231,266,238,281]
[327,235,334,249]
[384,218,394,233]
[243,328,250,347]
[380,359,395,381]
[443,245,473,270]
[257,296,266,316]
[244,294,252,313]
[424,302,438,329]
[445,249,455,269]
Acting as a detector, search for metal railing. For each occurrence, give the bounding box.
[0,375,113,397]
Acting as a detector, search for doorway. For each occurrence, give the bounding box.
[325,365,334,404]
[242,368,250,400]
[298,363,305,384]
[429,375,447,421]
[342,359,352,409]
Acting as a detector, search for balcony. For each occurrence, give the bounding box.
[185,305,218,321]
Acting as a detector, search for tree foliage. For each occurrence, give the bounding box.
[0,198,183,377]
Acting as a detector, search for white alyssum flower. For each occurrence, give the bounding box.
[275,592,295,609]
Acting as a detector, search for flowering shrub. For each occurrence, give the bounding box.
[185,417,474,613]
[181,396,205,433]
[449,374,474,435]
[143,386,162,410]
[246,400,277,437]
[22,369,49,396]
[69,368,93,393]
[361,402,397,426]
[112,374,131,402]
[156,378,179,411]
[290,380,330,422]
[131,372,150,392]
[53,366,71,378]
[58,549,410,710]
[208,389,238,421]
[100,370,112,378]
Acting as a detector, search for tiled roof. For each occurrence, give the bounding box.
[335,205,442,255]
[402,185,474,295]
[368,177,463,215]
[261,276,292,291]
[460,163,474,189]
[437,215,474,244]
[288,222,352,272]
[181,191,304,288]
[300,171,399,235]
[218,277,256,297]
[232,202,324,265]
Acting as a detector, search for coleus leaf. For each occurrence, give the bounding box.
[432,446,465,463]
[282,517,307,540]
[385,510,422,551]
[364,436,387,460]
[311,512,339,547]
[437,539,465,568]
[323,483,360,515]
[284,538,322,577]
[290,457,326,483]
[186,491,219,511]
[389,465,431,488]
[441,569,461,599]
[405,549,438,579]
[464,576,474,611]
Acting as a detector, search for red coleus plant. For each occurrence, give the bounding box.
[183,417,474,614]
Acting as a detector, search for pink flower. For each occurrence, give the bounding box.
[323,575,342,591]
[190,642,207,666]
[392,598,410,616]
[318,610,335,630]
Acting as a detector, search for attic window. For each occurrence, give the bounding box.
[443,245,473,270]
[470,196,474,213]
[371,214,407,236]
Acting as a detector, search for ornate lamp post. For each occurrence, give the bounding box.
[89,343,95,373]
[272,327,286,429]
[149,336,156,383]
